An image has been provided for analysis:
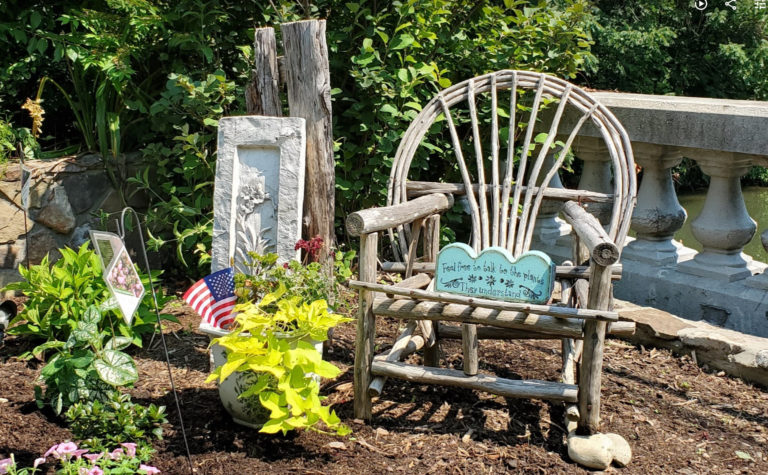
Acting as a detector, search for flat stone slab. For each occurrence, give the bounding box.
[616,303,694,341]
[615,299,768,387]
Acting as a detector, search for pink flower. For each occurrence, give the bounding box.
[84,453,102,462]
[44,444,59,458]
[57,442,78,455]
[139,465,161,474]
[73,449,89,459]
[85,468,103,475]
[120,442,137,458]
[0,458,13,474]
[46,442,78,459]
[33,457,46,468]
[109,448,124,460]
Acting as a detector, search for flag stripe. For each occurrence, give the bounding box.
[189,288,212,311]
[209,298,237,325]
[182,280,206,301]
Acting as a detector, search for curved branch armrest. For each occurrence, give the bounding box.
[562,201,620,266]
[346,193,454,237]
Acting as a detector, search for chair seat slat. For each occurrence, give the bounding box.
[350,280,619,321]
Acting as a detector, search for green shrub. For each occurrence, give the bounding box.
[235,245,355,308]
[585,1,768,100]
[66,392,167,451]
[129,71,238,273]
[35,305,139,414]
[2,243,176,357]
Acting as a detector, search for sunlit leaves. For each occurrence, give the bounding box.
[210,294,350,435]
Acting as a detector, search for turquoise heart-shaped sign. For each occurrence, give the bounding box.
[435,243,555,304]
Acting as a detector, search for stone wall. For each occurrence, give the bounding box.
[1,154,116,288]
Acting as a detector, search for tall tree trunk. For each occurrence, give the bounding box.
[282,19,335,263]
[245,27,282,116]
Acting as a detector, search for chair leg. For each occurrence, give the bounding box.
[577,263,612,435]
[562,337,582,430]
[354,232,378,420]
[422,214,442,368]
[577,320,606,435]
[462,323,479,375]
[422,320,440,367]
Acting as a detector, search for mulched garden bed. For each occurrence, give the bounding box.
[1,289,766,474]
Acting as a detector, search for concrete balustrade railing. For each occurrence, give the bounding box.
[541,93,768,337]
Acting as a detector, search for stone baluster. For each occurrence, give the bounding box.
[571,136,613,225]
[678,151,757,281]
[622,143,696,265]
[532,150,572,257]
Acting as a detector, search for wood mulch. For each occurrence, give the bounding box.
[1,289,767,474]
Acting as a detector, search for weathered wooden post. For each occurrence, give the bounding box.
[281,20,336,261]
[245,27,282,116]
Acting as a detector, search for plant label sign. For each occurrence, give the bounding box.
[435,243,555,304]
[90,231,145,325]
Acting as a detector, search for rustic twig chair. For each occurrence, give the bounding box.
[346,70,637,468]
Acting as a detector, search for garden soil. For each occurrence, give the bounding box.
[1,289,767,474]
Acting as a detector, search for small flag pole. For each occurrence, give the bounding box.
[118,207,194,474]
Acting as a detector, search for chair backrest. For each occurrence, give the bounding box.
[387,70,636,261]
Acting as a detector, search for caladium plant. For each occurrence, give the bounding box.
[35,305,138,414]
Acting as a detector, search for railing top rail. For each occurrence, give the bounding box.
[557,92,768,158]
[593,92,768,117]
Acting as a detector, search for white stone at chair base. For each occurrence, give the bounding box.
[567,432,632,470]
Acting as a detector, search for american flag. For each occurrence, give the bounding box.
[183,267,236,329]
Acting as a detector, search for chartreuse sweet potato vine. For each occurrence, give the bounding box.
[207,285,351,435]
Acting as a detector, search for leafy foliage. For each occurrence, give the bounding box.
[0,119,38,167]
[207,286,351,435]
[235,248,355,308]
[312,0,594,221]
[2,243,175,356]
[66,392,167,451]
[585,1,768,100]
[35,305,138,415]
[129,71,238,272]
[1,1,595,270]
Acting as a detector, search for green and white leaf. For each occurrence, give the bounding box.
[94,349,138,386]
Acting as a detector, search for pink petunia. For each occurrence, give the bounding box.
[83,453,102,462]
[139,465,161,474]
[57,442,78,456]
[44,444,59,458]
[33,457,46,468]
[120,443,137,458]
[73,449,89,459]
[0,458,13,475]
[85,468,103,475]
[109,448,124,460]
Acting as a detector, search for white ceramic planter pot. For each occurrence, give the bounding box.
[200,323,324,429]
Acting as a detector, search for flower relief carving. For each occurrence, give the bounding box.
[235,174,275,270]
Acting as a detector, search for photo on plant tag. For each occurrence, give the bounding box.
[90,231,145,325]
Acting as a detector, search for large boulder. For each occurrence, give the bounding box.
[34,184,76,234]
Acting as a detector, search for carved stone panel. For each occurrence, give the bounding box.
[212,116,306,273]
